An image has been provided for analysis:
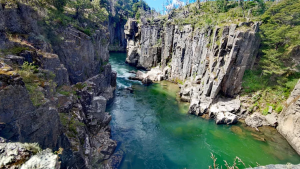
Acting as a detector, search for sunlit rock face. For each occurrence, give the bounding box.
[277,80,300,155]
[125,18,260,124]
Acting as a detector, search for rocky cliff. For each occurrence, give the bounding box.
[277,80,300,155]
[125,18,260,124]
[0,2,117,168]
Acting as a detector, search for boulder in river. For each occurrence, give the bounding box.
[210,111,238,125]
[245,112,269,128]
[265,113,278,127]
[128,67,164,85]
[210,97,241,114]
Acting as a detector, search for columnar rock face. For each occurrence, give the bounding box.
[125,18,261,124]
[277,80,300,155]
[125,19,163,70]
[124,19,140,66]
[108,17,127,52]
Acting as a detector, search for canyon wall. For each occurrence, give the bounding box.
[125,18,260,124]
[0,3,117,168]
[277,80,300,155]
[125,16,300,155]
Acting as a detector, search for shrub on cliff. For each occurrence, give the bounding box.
[18,62,56,107]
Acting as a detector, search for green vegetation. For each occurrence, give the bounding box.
[238,0,300,114]
[174,78,184,85]
[18,62,56,107]
[74,82,87,90]
[260,0,300,77]
[0,46,31,55]
[166,0,267,30]
[275,104,284,113]
[209,153,248,169]
[59,113,85,138]
[242,69,298,115]
[57,85,77,96]
[52,0,67,12]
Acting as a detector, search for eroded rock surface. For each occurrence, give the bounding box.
[277,80,300,155]
[0,3,117,168]
[245,112,270,128]
[0,142,59,169]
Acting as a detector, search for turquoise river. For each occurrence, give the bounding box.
[107,52,300,169]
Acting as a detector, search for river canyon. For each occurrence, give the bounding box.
[107,52,300,168]
[0,0,300,168]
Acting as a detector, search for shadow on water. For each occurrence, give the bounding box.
[107,52,300,169]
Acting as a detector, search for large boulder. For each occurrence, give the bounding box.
[265,113,278,127]
[210,97,241,114]
[21,149,60,169]
[128,67,164,85]
[210,111,238,125]
[245,112,269,128]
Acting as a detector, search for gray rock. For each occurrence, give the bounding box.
[0,142,59,169]
[265,113,278,127]
[277,80,300,155]
[210,97,240,114]
[268,106,273,114]
[53,27,110,84]
[142,77,153,85]
[210,112,238,125]
[21,149,60,169]
[245,112,269,128]
[4,55,25,65]
[39,52,70,86]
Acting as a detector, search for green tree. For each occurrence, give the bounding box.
[68,0,91,18]
[216,0,227,12]
[259,0,300,82]
[53,0,67,12]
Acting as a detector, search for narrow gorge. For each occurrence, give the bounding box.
[0,0,299,168]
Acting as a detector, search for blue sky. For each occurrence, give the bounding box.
[144,0,164,12]
[144,0,197,12]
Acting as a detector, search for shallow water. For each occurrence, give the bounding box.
[107,52,300,169]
